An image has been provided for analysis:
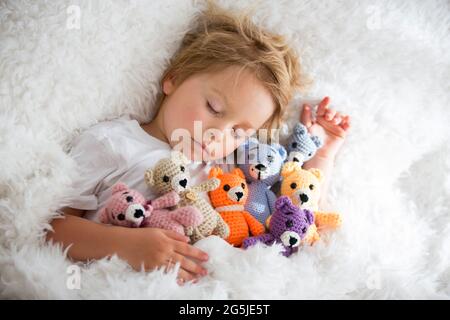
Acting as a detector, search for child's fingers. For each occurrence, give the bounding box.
[300,104,313,127]
[332,112,343,125]
[177,269,196,285]
[341,115,351,131]
[174,241,209,262]
[316,96,330,116]
[172,253,208,277]
[163,229,190,242]
[325,109,337,121]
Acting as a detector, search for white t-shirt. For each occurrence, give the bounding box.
[64,116,233,222]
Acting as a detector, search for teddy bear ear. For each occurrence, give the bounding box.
[239,137,259,152]
[294,123,307,136]
[275,195,292,211]
[236,137,259,163]
[171,150,190,165]
[304,209,315,225]
[98,208,108,224]
[308,168,324,182]
[311,135,323,148]
[112,183,128,194]
[232,168,245,179]
[272,143,287,161]
[208,166,223,179]
[281,161,301,178]
[144,169,155,186]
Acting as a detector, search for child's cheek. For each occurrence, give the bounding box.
[185,106,210,133]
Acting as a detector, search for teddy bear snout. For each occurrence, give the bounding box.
[227,186,245,202]
[171,173,189,192]
[288,151,305,164]
[255,163,267,171]
[249,164,271,180]
[280,231,300,248]
[299,193,309,204]
[179,179,187,188]
[125,203,147,226]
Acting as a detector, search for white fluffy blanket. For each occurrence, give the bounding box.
[1,0,449,299]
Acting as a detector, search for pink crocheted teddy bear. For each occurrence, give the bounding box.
[99,183,203,236]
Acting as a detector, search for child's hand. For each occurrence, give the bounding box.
[300,96,351,159]
[117,227,209,284]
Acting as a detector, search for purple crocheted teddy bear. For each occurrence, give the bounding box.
[242,196,314,257]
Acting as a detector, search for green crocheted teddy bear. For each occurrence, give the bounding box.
[145,151,229,243]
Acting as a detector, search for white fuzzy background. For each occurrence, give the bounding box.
[0,0,449,299]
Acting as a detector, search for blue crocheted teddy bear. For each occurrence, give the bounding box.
[236,137,287,224]
[286,123,323,166]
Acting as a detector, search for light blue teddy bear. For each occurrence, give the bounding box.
[285,123,323,166]
[236,137,287,224]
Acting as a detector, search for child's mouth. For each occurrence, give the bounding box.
[191,138,211,158]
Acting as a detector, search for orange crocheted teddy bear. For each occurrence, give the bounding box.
[208,167,265,247]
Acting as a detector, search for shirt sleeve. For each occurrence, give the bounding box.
[62,126,119,211]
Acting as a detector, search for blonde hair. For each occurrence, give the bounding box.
[155,0,308,132]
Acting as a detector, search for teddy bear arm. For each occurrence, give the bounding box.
[266,189,277,215]
[314,211,342,229]
[191,178,220,193]
[170,206,203,228]
[242,211,265,236]
[151,191,180,209]
[303,224,321,245]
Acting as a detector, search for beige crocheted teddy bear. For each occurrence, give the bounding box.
[144,151,229,243]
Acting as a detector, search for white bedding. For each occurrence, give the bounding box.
[0,0,449,299]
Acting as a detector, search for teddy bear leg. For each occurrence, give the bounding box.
[189,227,205,243]
[242,233,274,249]
[212,215,230,239]
[282,246,295,257]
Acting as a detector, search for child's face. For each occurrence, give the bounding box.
[161,66,275,162]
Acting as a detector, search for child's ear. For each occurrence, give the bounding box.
[281,161,301,178]
[112,182,128,194]
[232,168,245,179]
[162,74,176,95]
[308,168,324,182]
[209,167,223,179]
[144,169,155,186]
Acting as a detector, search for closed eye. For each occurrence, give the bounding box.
[206,101,221,117]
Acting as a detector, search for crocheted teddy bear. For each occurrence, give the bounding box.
[286,123,323,166]
[98,182,203,236]
[242,196,314,257]
[144,151,229,243]
[208,167,265,247]
[236,137,287,225]
[279,161,342,245]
